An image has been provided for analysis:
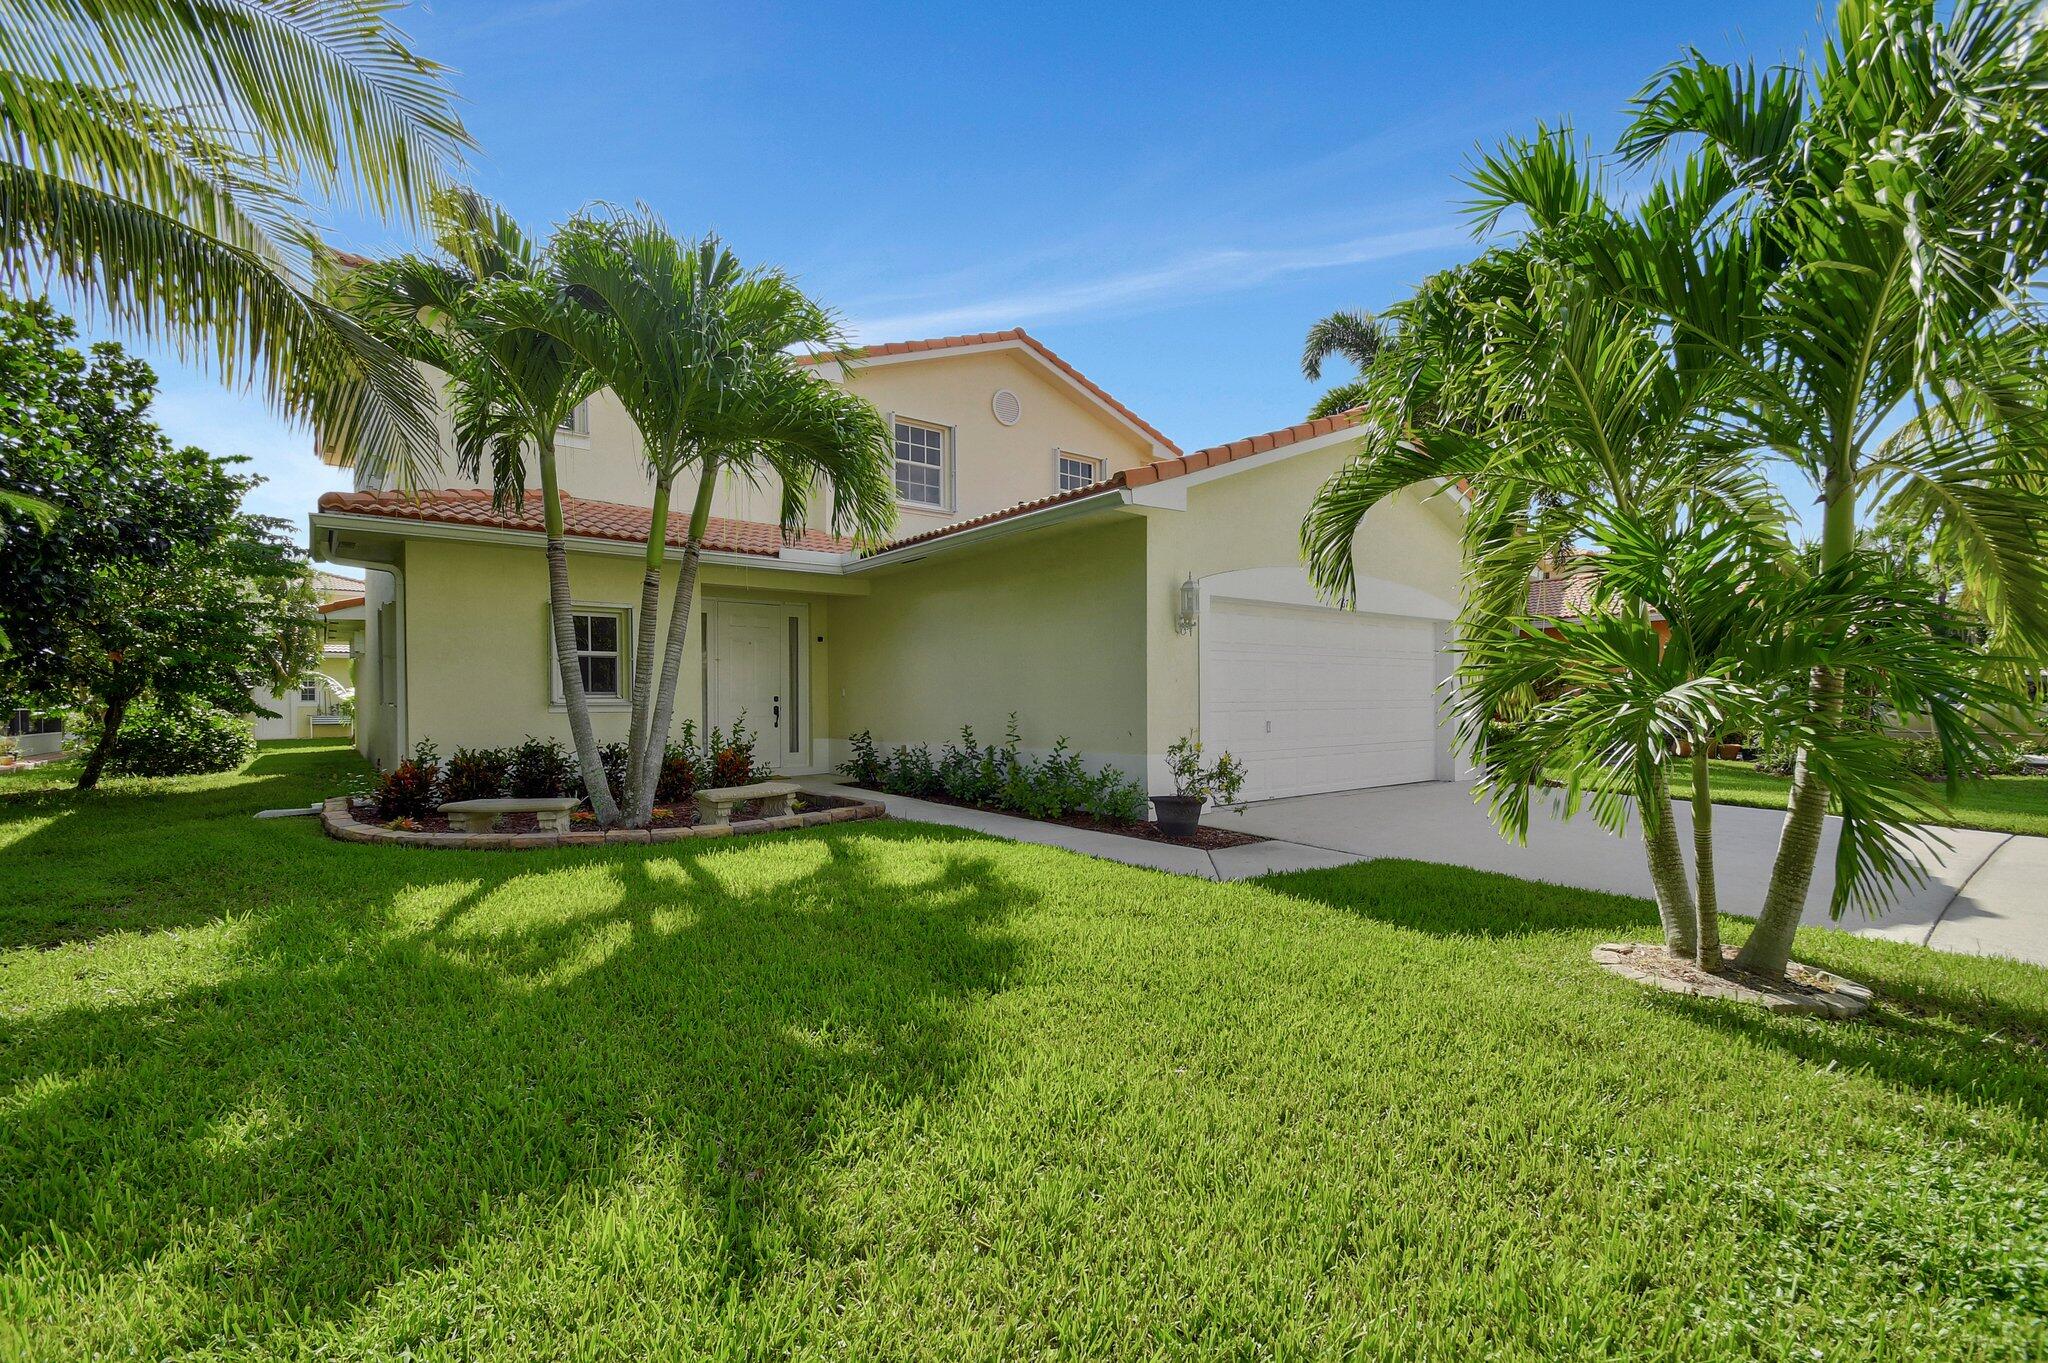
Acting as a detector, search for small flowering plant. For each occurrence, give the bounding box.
[1164,735,1247,807]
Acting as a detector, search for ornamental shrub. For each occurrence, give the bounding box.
[374,739,440,818]
[439,745,510,803]
[840,730,886,788]
[100,700,253,777]
[655,739,699,804]
[846,722,1148,825]
[507,735,576,798]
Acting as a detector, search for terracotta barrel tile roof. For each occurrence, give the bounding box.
[803,327,1182,456]
[317,488,855,557]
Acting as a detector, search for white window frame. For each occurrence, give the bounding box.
[557,399,591,441]
[298,680,320,703]
[547,602,631,707]
[891,414,953,512]
[1055,449,1105,492]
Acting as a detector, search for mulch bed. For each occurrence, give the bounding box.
[350,792,862,834]
[901,791,1267,850]
[1592,942,1873,1018]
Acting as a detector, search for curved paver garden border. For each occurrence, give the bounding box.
[320,795,884,850]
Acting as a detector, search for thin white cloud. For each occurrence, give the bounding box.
[844,223,1469,341]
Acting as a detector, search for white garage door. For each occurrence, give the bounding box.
[1201,598,1442,802]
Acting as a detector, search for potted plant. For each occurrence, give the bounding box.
[0,735,16,768]
[1153,735,1247,837]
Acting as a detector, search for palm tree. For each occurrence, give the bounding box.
[1,0,471,487]
[545,210,896,826]
[1613,0,2048,976]
[332,191,623,824]
[1306,117,2036,977]
[1299,308,1391,418]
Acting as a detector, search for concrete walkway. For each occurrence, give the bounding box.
[812,783,1363,881]
[815,780,2048,968]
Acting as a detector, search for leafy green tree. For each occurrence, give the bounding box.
[1,0,471,486]
[333,191,622,824]
[0,299,316,787]
[543,211,896,825]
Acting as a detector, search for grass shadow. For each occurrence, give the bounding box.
[1256,856,1662,939]
[0,821,1027,1348]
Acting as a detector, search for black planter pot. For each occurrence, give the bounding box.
[1150,793,1204,837]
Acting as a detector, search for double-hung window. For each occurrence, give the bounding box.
[298,681,320,703]
[558,400,590,438]
[551,607,626,702]
[893,417,947,508]
[1057,451,1104,492]
[571,610,622,697]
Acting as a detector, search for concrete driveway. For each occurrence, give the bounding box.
[1215,780,2048,968]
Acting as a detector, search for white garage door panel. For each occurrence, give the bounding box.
[1203,598,1441,801]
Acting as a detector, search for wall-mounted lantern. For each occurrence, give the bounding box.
[1175,573,1199,634]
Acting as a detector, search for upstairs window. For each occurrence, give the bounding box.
[893,418,948,508]
[1057,452,1105,492]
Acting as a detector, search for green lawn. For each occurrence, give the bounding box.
[1705,759,2048,838]
[3,742,2046,1360]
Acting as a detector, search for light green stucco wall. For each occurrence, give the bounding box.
[1140,442,1466,757]
[830,516,1150,775]
[397,537,857,768]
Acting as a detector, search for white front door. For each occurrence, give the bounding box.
[1201,597,1443,802]
[707,601,812,771]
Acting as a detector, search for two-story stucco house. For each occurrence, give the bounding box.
[309,328,1469,803]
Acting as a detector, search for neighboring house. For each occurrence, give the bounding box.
[1525,554,1671,638]
[250,570,363,739]
[310,328,1471,803]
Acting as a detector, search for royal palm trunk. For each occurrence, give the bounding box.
[1738,471,1854,977]
[538,437,621,825]
[1642,770,1697,960]
[632,469,719,824]
[1690,741,1722,972]
[622,477,673,820]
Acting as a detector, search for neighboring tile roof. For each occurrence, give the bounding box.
[317,595,366,613]
[1525,571,1601,619]
[804,328,1183,456]
[875,409,1367,554]
[314,570,365,594]
[316,489,855,557]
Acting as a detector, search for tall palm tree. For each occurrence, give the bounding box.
[1,0,471,487]
[332,190,622,824]
[1299,308,1391,418]
[1613,0,2048,976]
[545,210,896,825]
[1306,116,2035,977]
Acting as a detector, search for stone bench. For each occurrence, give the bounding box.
[438,796,583,834]
[693,780,800,823]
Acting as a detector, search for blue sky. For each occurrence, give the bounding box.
[100,0,1825,540]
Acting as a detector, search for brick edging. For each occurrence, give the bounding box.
[320,795,885,850]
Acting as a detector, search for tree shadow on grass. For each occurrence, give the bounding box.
[1637,933,2048,1132]
[1257,856,1661,939]
[0,823,1025,1350]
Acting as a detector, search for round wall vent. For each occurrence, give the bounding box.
[991,388,1022,425]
